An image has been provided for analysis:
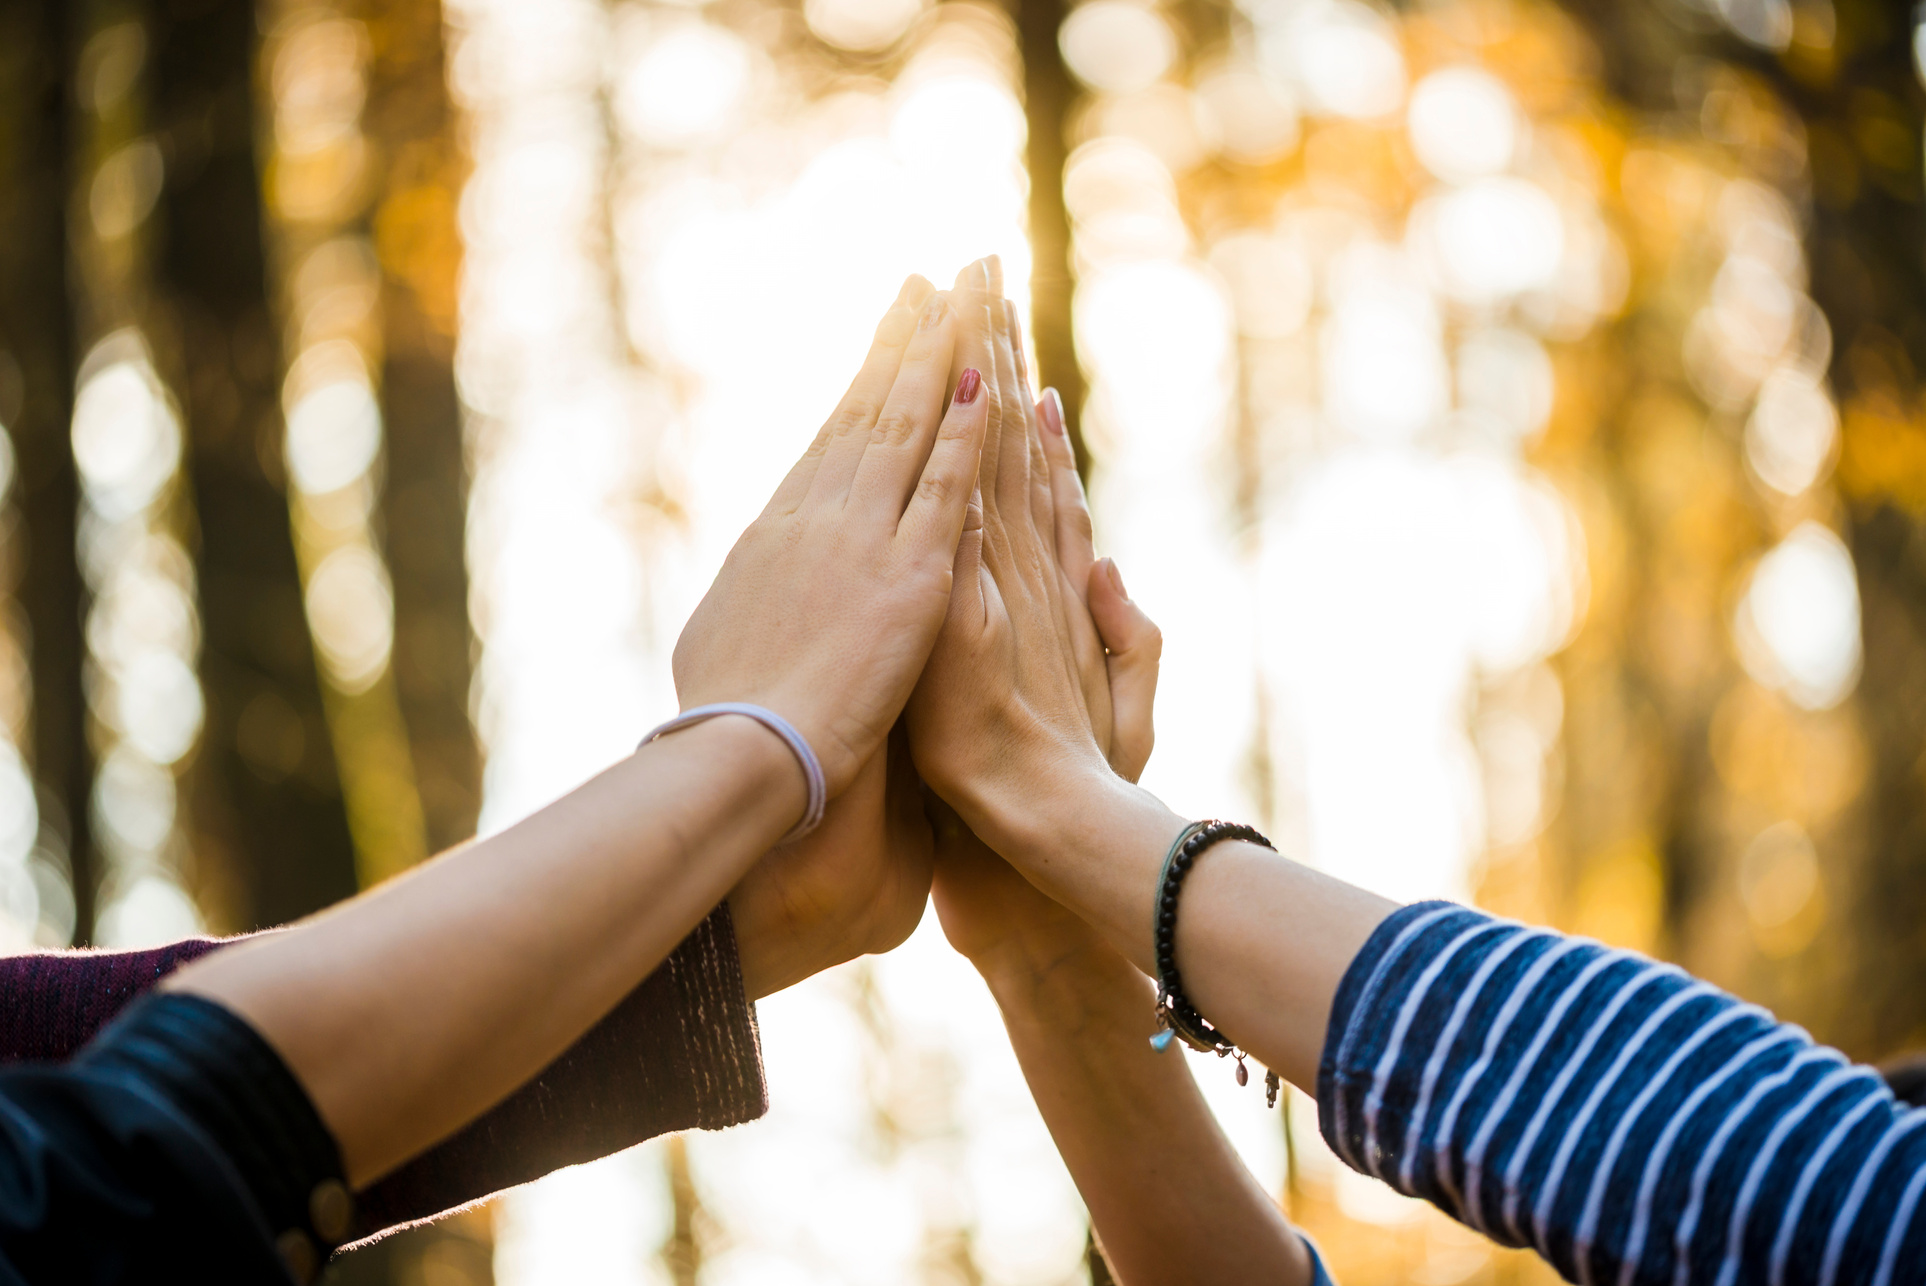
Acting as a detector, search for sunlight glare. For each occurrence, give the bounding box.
[616,23,751,145]
[1745,366,1838,497]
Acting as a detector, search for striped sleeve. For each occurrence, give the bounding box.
[1316,901,1926,1286]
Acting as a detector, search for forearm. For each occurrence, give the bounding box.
[989,774,1393,1095]
[165,716,803,1186]
[981,943,1310,1285]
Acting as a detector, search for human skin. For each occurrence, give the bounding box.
[166,267,994,1187]
[928,285,1312,1284]
[910,267,1396,1103]
[728,719,932,1000]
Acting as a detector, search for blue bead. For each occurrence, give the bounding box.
[1150,1029,1176,1052]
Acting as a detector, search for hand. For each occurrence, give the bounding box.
[930,556,1159,976]
[931,364,1161,977]
[731,725,932,999]
[907,263,1120,855]
[673,271,992,800]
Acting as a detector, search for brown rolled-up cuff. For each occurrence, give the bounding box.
[348,900,767,1242]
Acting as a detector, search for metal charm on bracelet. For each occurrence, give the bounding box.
[1149,819,1284,1109]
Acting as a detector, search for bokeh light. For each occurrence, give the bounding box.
[263,0,428,889]
[1734,521,1861,711]
[71,334,207,948]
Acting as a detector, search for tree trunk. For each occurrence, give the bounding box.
[363,0,480,854]
[146,0,359,930]
[0,0,95,942]
[1013,0,1091,473]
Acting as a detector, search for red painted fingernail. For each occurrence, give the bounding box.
[1040,387,1065,435]
[954,368,982,406]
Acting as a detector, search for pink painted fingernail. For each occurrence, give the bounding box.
[1040,387,1065,435]
[954,368,982,406]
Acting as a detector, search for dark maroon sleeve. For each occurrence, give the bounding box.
[0,903,766,1247]
[0,937,230,1064]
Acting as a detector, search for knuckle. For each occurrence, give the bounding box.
[917,470,957,510]
[829,397,881,437]
[872,406,921,446]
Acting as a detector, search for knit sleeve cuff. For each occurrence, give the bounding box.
[0,938,228,1065]
[351,900,766,1241]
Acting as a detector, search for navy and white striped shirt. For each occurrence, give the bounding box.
[1317,902,1926,1285]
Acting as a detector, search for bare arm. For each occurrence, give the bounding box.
[990,779,1393,1098]
[942,822,1312,1285]
[166,719,799,1187]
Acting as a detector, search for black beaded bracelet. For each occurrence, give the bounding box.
[1149,819,1283,1108]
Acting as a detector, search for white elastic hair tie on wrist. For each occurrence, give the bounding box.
[639,702,827,844]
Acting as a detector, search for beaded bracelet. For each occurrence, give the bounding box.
[1150,819,1283,1108]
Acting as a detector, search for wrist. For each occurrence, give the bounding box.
[963,775,1186,979]
[976,933,1149,1019]
[955,758,1129,866]
[661,714,811,842]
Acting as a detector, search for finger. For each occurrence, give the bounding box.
[1006,301,1059,562]
[988,291,1032,524]
[844,290,962,520]
[1036,387,1097,600]
[898,365,990,576]
[999,301,1088,693]
[791,274,935,511]
[950,260,1000,517]
[1089,557,1161,782]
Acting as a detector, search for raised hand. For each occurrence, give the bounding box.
[925,425,1318,1284]
[908,264,1118,859]
[930,557,1155,974]
[673,272,991,801]
[930,278,1161,966]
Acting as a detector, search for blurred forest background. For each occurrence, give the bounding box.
[0,0,1923,1282]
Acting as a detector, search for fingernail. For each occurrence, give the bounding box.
[1103,557,1127,598]
[1040,387,1064,435]
[954,368,982,406]
[899,275,930,306]
[919,293,949,331]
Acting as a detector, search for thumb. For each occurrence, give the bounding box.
[1088,558,1160,782]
